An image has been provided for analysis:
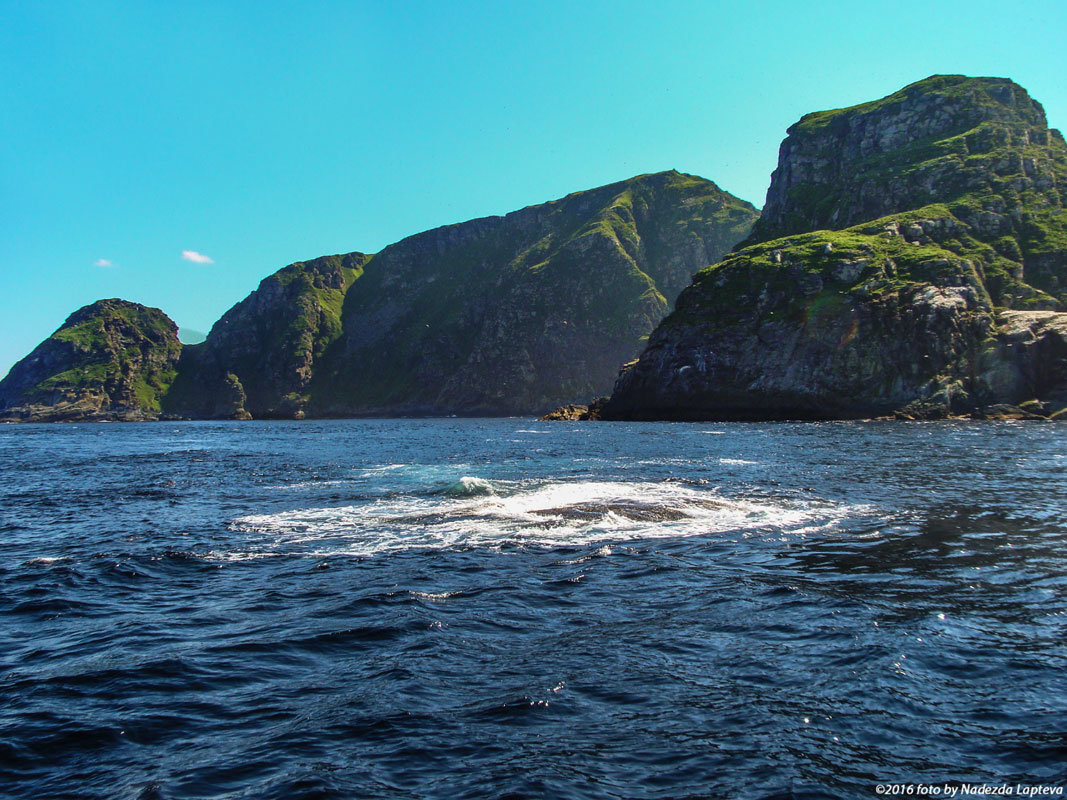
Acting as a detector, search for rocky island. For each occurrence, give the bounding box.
[599,75,1067,421]
[4,76,1067,423]
[0,300,182,422]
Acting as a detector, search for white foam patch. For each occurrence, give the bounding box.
[359,463,407,475]
[263,479,355,491]
[223,479,869,559]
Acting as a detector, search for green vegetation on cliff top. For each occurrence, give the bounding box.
[749,76,1067,256]
[0,299,181,418]
[789,75,1046,137]
[741,75,1067,309]
[680,199,1060,336]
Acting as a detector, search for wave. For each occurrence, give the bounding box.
[226,479,869,559]
[436,476,499,497]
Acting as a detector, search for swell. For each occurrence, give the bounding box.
[1,420,1065,799]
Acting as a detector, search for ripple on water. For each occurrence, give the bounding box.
[1,419,1065,799]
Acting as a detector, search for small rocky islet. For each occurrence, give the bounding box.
[3,75,1066,423]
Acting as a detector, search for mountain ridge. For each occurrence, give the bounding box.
[311,170,756,416]
[0,170,758,421]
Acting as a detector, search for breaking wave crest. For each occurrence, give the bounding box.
[437,476,500,497]
[227,479,867,559]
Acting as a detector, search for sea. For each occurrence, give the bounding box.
[1,419,1065,799]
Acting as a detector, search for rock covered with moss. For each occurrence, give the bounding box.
[604,76,1067,420]
[311,170,757,415]
[165,253,370,418]
[749,75,1066,252]
[0,300,181,421]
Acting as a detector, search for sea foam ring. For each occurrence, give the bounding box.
[226,479,865,559]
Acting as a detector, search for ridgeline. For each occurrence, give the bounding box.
[5,76,1067,423]
[1,172,757,420]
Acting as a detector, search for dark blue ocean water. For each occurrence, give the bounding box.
[1,419,1066,799]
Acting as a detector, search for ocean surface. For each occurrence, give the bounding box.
[1,419,1065,799]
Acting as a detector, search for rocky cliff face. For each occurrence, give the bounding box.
[309,170,757,415]
[604,76,1067,420]
[164,253,370,418]
[748,76,1066,250]
[0,300,181,421]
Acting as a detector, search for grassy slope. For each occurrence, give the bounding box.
[310,170,758,412]
[2,300,181,414]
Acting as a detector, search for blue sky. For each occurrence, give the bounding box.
[2,0,1065,376]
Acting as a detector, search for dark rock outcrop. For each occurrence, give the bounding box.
[539,398,606,421]
[0,300,181,421]
[604,76,1067,421]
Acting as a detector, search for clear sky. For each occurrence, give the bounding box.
[2,0,1065,377]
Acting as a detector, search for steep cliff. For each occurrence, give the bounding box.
[604,76,1067,420]
[309,170,757,415]
[164,253,370,418]
[0,300,182,421]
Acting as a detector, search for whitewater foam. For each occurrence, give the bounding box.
[438,476,500,497]
[226,479,870,559]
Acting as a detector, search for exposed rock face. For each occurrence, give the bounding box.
[214,373,253,421]
[165,253,370,418]
[310,170,757,415]
[0,300,181,421]
[974,311,1067,413]
[748,76,1065,257]
[605,76,1067,421]
[603,229,1067,419]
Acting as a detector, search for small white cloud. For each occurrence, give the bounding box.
[181,250,214,264]
[93,258,114,267]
